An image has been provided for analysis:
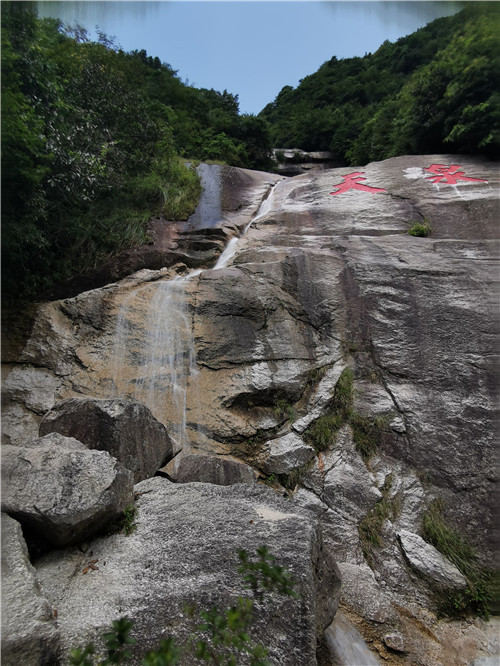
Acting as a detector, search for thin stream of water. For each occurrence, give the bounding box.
[324,613,380,665]
[111,176,279,449]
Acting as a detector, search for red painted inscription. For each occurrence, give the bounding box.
[329,172,387,196]
[424,164,487,185]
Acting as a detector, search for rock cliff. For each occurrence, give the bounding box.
[2,156,499,665]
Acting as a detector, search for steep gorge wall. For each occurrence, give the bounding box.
[2,156,499,664]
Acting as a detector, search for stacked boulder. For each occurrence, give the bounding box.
[1,398,173,664]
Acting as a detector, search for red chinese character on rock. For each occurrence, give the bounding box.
[329,172,387,196]
[424,164,487,185]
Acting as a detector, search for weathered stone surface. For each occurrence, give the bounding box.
[36,478,341,665]
[384,633,406,653]
[256,432,315,475]
[1,401,40,446]
[39,397,173,483]
[398,529,467,589]
[1,513,59,665]
[2,433,134,547]
[337,562,397,624]
[2,365,62,415]
[174,453,257,485]
[2,156,498,664]
[301,426,382,563]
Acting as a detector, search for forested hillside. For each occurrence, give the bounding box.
[3,2,499,304]
[260,3,500,165]
[1,3,271,302]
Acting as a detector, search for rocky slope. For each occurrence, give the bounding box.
[2,156,499,665]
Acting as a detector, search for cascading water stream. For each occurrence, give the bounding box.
[324,613,381,665]
[111,177,279,451]
[111,270,201,452]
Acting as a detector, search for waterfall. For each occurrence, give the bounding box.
[324,613,380,665]
[247,179,278,229]
[111,175,280,450]
[213,237,239,270]
[111,271,201,451]
[134,273,200,449]
[213,182,279,271]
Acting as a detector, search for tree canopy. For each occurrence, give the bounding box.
[3,2,498,304]
[1,3,272,302]
[259,3,500,164]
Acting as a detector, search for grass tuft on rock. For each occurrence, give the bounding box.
[359,474,401,565]
[305,367,389,460]
[351,414,390,461]
[304,368,354,452]
[422,498,493,619]
[408,219,431,237]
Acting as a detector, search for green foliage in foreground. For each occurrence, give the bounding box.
[70,547,296,666]
[1,3,272,304]
[422,498,493,619]
[260,4,500,163]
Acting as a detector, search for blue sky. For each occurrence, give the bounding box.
[37,1,465,114]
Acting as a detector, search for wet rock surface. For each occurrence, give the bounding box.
[2,157,499,664]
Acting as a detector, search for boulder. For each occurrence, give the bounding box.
[256,432,315,475]
[398,529,467,589]
[1,513,59,665]
[39,397,173,483]
[384,633,406,653]
[1,402,40,446]
[174,454,257,485]
[35,478,341,665]
[2,365,62,415]
[1,433,134,547]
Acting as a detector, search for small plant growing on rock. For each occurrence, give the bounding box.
[422,498,492,619]
[305,368,354,452]
[142,638,181,665]
[272,398,296,423]
[306,367,390,460]
[122,505,137,536]
[70,617,136,665]
[351,413,390,461]
[408,219,431,237]
[306,365,328,387]
[358,474,401,565]
[69,547,297,665]
[238,545,298,602]
[107,505,137,537]
[275,460,315,494]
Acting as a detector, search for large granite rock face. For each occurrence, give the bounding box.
[3,157,499,665]
[2,433,134,547]
[1,513,60,665]
[35,478,341,665]
[39,397,173,483]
